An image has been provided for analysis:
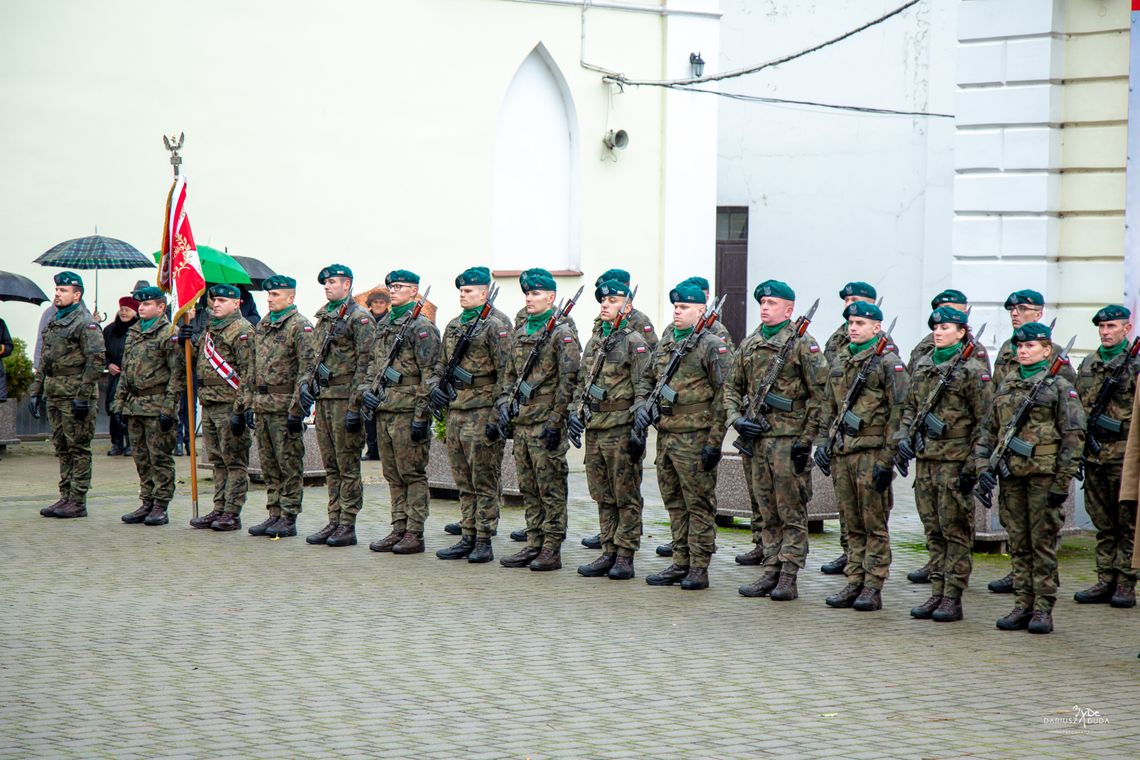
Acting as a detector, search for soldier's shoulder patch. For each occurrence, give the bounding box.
[1068,389,1078,398]
[635,345,647,353]
[498,330,508,337]
[87,323,99,330]
[303,326,313,333]
[893,364,905,372]
[981,373,991,382]
[643,325,653,332]
[239,333,249,341]
[562,336,574,342]
[717,346,728,353]
[358,317,370,325]
[418,330,429,338]
[809,344,820,353]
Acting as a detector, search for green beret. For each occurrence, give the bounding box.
[753,279,795,303]
[930,289,967,309]
[1092,304,1131,325]
[845,301,883,321]
[455,266,491,288]
[132,286,166,303]
[1012,321,1051,344]
[1003,289,1043,309]
[594,268,630,288]
[54,271,83,289]
[670,282,706,304]
[385,269,420,286]
[209,283,241,300]
[261,275,297,291]
[839,281,876,300]
[519,268,557,292]
[595,279,631,302]
[317,264,353,284]
[682,276,710,292]
[928,305,968,330]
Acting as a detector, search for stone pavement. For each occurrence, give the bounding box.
[1,440,1137,758]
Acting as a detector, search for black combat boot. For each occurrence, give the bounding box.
[820,554,848,575]
[392,531,425,554]
[306,522,338,545]
[144,502,169,526]
[734,544,765,565]
[370,527,405,552]
[738,570,779,598]
[266,514,297,537]
[248,513,281,536]
[995,606,1032,631]
[529,546,562,571]
[468,537,494,563]
[509,528,527,542]
[444,522,462,536]
[436,535,475,560]
[931,596,963,622]
[122,499,153,524]
[1073,580,1114,604]
[326,524,357,547]
[1110,583,1136,609]
[656,542,674,557]
[41,497,67,517]
[191,509,224,529]
[906,562,933,584]
[53,500,87,518]
[211,512,241,531]
[852,587,882,611]
[770,572,798,601]
[646,564,689,586]
[910,594,943,619]
[581,534,602,550]
[680,567,709,590]
[826,582,864,608]
[577,553,616,577]
[500,546,541,568]
[1027,610,1053,634]
[607,556,635,580]
[987,572,1014,594]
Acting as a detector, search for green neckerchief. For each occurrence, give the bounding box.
[324,297,349,315]
[209,312,238,331]
[931,342,963,365]
[673,325,695,342]
[268,304,296,323]
[526,309,554,336]
[1099,339,1128,362]
[848,337,878,355]
[760,320,789,340]
[601,318,629,337]
[389,301,415,322]
[1019,359,1050,379]
[54,303,80,320]
[137,317,159,334]
[459,306,483,324]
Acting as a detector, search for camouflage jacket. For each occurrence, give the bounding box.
[195,312,254,411]
[706,319,735,350]
[30,303,105,401]
[993,337,1076,385]
[514,306,577,335]
[1075,346,1139,465]
[975,371,1085,488]
[308,299,375,408]
[251,307,316,416]
[498,316,581,428]
[724,323,828,444]
[823,323,849,366]
[817,343,909,463]
[429,307,513,411]
[908,332,991,374]
[111,316,183,417]
[571,325,651,430]
[593,307,657,349]
[897,350,992,462]
[362,308,441,419]
[638,325,730,444]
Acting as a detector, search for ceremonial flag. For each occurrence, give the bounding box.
[158,175,206,323]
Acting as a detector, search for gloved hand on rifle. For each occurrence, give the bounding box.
[299,382,316,414]
[791,442,812,474]
[733,416,763,439]
[362,390,381,413]
[244,409,255,430]
[429,384,455,411]
[813,444,832,476]
[896,437,916,478]
[566,413,585,448]
[974,469,998,509]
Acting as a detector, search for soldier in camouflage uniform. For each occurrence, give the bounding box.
[976,322,1085,634]
[28,271,106,518]
[246,275,315,539]
[986,289,1077,594]
[1073,305,1138,608]
[187,284,254,531]
[906,290,991,376]
[726,280,828,600]
[815,301,909,611]
[114,286,183,527]
[496,268,581,571]
[896,307,993,622]
[302,264,375,548]
[363,269,441,555]
[568,279,652,580]
[635,282,730,590]
[430,266,513,564]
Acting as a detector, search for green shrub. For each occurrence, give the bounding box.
[3,338,34,401]
[433,409,447,441]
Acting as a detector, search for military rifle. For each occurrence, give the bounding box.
[1076,335,1140,480]
[428,283,501,421]
[361,285,431,421]
[300,299,351,415]
[568,285,638,448]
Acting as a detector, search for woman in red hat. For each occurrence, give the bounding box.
[103,295,139,455]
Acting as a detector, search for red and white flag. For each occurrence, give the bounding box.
[158,175,206,323]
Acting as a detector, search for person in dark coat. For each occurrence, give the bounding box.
[0,316,13,402]
[240,286,261,326]
[103,295,139,455]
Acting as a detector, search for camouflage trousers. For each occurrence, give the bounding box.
[126,415,176,505]
[585,425,644,557]
[376,411,430,533]
[201,402,251,514]
[832,450,893,589]
[997,474,1061,612]
[749,437,810,574]
[514,423,569,549]
[1082,462,1137,585]
[446,407,503,538]
[315,398,364,525]
[46,397,95,505]
[656,430,717,568]
[913,459,974,598]
[255,413,305,517]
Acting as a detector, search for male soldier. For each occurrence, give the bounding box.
[364,270,441,555]
[185,284,254,531]
[568,279,652,579]
[429,266,513,563]
[815,301,909,611]
[987,288,1077,593]
[246,275,315,539]
[497,268,581,570]
[727,280,828,600]
[1073,305,1138,608]
[636,281,730,589]
[896,307,993,622]
[302,264,375,547]
[28,271,106,518]
[906,290,991,375]
[114,286,183,527]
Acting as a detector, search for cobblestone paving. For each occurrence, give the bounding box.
[1,440,1137,758]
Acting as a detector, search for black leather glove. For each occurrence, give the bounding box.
[977,469,998,494]
[539,425,561,451]
[178,324,193,343]
[362,390,381,412]
[700,444,722,472]
[286,415,304,434]
[345,410,362,433]
[159,413,175,432]
[633,404,655,432]
[484,422,503,442]
[813,445,831,475]
[897,437,916,462]
[791,443,811,474]
[410,419,430,443]
[28,395,42,419]
[429,385,453,410]
[1046,490,1068,508]
[957,470,976,495]
[299,382,316,413]
[627,433,645,460]
[71,398,89,421]
[244,409,255,430]
[496,403,511,432]
[567,413,585,448]
[872,463,893,493]
[229,413,245,435]
[733,416,763,439]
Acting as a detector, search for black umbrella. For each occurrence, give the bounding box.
[0,270,49,305]
[232,255,277,288]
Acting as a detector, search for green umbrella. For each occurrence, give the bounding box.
[151,245,251,286]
